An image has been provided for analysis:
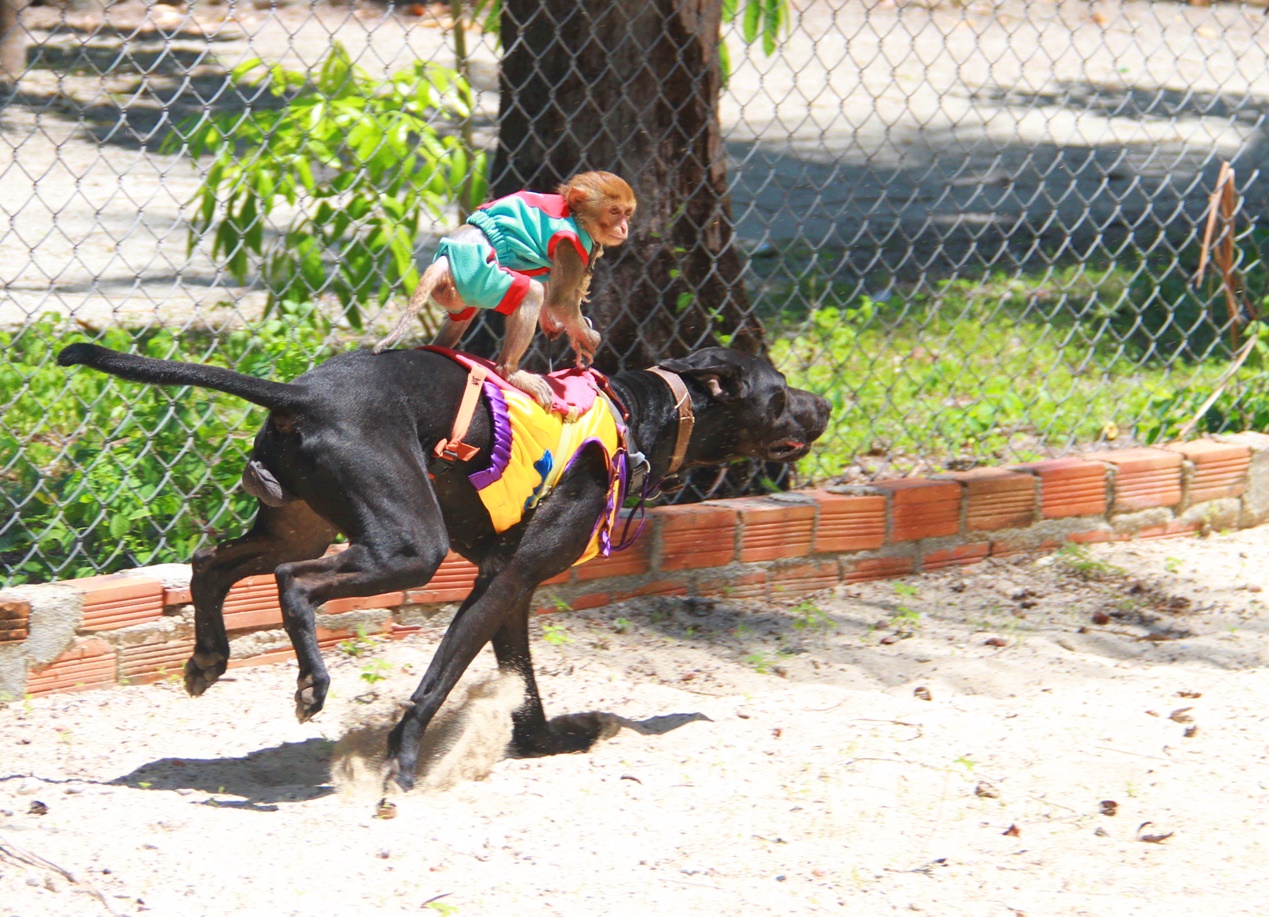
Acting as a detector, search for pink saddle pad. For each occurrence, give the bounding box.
[421,346,601,417]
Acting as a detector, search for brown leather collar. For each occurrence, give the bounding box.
[645,367,695,475]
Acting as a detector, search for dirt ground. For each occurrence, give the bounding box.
[2,526,1268,916]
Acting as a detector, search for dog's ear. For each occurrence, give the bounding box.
[658,350,749,402]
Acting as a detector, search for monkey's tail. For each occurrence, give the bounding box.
[57,343,309,413]
[373,259,447,354]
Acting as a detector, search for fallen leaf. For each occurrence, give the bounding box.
[984,636,1009,647]
[880,634,900,645]
[1169,707,1194,724]
[1092,612,1111,625]
[1100,800,1118,816]
[621,774,642,784]
[975,781,1001,799]
[1176,690,1202,698]
[1137,822,1173,844]
[1003,823,1021,837]
[913,686,933,701]
[28,800,48,816]
[772,728,783,739]
[1184,725,1199,738]
[1094,826,1110,837]
[1145,710,1159,717]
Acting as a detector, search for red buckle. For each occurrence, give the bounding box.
[434,439,480,463]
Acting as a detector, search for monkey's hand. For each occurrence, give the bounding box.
[539,308,566,339]
[505,369,554,410]
[569,318,602,369]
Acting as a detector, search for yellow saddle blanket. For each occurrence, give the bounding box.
[439,350,629,566]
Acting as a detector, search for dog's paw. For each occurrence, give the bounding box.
[294,671,329,723]
[506,370,554,409]
[184,651,227,697]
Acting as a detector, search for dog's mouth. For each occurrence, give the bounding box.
[765,439,809,461]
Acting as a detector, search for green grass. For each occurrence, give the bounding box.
[6,250,1269,587]
[0,304,336,585]
[767,256,1269,481]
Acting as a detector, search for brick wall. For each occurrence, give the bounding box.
[2,432,1267,700]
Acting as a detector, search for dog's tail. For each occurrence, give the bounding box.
[57,343,308,412]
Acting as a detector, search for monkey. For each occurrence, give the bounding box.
[373,171,636,407]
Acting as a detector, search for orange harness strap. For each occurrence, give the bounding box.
[434,363,487,463]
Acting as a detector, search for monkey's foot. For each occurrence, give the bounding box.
[506,370,554,409]
[294,672,329,723]
[184,651,228,697]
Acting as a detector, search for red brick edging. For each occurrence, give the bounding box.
[3,431,1267,700]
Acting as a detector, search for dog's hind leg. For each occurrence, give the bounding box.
[272,533,452,723]
[187,500,337,697]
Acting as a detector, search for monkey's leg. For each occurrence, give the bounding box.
[433,313,473,349]
[499,280,554,408]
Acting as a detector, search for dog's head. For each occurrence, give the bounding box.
[657,348,831,466]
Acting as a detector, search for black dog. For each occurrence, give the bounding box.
[57,343,829,788]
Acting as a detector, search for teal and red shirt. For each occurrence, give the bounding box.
[440,192,596,317]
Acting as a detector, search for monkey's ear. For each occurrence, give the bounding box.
[565,185,590,211]
[658,352,749,402]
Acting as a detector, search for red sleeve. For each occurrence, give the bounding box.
[493,273,532,315]
[547,230,588,264]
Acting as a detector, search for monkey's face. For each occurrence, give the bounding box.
[591,199,634,246]
[565,173,637,248]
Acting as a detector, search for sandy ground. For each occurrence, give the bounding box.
[2,525,1269,916]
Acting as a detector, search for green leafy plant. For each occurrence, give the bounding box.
[745,651,773,674]
[612,616,634,634]
[360,659,392,686]
[1057,543,1125,581]
[889,606,922,634]
[172,43,485,327]
[791,600,836,633]
[1,310,336,586]
[541,623,572,646]
[338,625,382,658]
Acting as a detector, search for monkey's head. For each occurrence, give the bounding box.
[561,171,636,248]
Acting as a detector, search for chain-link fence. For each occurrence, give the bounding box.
[4,0,1269,584]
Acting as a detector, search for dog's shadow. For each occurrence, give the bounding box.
[113,680,709,807]
[112,738,337,808]
[334,673,712,800]
[523,709,713,755]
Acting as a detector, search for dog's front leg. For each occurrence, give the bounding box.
[385,572,524,790]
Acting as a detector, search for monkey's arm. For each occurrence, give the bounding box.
[498,279,554,407]
[543,245,602,367]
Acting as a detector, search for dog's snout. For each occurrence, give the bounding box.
[789,389,831,440]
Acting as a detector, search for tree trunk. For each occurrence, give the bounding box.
[0,0,24,84]
[494,0,764,371]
